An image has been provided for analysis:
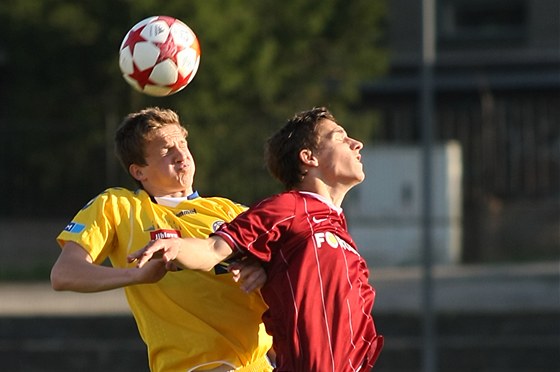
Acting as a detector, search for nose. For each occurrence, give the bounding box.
[174,147,190,162]
[351,137,363,150]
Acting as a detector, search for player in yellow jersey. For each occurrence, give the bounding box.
[50,107,274,372]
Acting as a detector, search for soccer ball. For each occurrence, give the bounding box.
[118,16,201,97]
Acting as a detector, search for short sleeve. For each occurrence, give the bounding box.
[213,193,297,262]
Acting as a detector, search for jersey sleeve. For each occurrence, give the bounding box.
[56,189,120,264]
[213,193,296,262]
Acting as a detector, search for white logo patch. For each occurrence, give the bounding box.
[312,216,328,224]
[313,232,360,256]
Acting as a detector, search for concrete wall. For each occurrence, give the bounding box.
[345,143,463,267]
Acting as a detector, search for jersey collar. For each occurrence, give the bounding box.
[297,191,343,213]
[147,190,200,205]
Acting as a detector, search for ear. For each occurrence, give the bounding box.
[299,149,318,167]
[129,164,145,182]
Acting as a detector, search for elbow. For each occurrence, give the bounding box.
[50,267,69,291]
[50,273,64,291]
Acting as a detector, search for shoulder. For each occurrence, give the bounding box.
[200,196,247,209]
[263,191,313,211]
[94,187,138,197]
[102,187,149,202]
[190,196,248,216]
[244,192,301,218]
[254,191,298,207]
[81,187,146,209]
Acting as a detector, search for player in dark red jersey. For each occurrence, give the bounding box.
[130,107,384,371]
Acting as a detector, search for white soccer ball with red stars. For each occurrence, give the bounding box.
[119,16,201,97]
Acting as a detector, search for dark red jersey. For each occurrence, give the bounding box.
[215,191,383,371]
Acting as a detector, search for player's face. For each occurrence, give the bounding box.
[133,125,196,197]
[314,119,364,187]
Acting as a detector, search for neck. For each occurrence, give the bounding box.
[143,186,194,198]
[165,190,194,198]
[296,180,348,208]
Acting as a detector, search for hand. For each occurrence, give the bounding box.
[128,238,181,268]
[132,258,169,284]
[228,256,267,293]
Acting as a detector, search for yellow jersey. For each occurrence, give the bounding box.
[57,188,272,371]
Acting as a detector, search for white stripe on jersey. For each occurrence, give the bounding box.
[279,249,303,356]
[303,197,336,372]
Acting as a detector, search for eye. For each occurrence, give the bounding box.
[333,132,345,142]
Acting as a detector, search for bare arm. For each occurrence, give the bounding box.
[128,235,233,272]
[51,241,169,293]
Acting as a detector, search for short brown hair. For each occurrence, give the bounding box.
[265,107,336,190]
[114,107,188,176]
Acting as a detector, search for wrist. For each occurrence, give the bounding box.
[127,266,146,285]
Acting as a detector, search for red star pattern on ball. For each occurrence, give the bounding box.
[121,26,146,55]
[157,16,176,27]
[128,63,154,89]
[157,32,185,67]
[121,25,154,88]
[167,73,191,93]
[156,16,188,83]
[120,16,200,95]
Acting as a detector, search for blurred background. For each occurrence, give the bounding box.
[0,0,558,371]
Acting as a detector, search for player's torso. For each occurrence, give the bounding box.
[261,192,376,371]
[118,190,237,265]
[265,192,367,284]
[64,188,271,371]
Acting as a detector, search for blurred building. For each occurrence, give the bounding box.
[358,0,559,264]
[346,143,464,267]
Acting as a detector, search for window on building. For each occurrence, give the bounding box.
[438,0,527,47]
